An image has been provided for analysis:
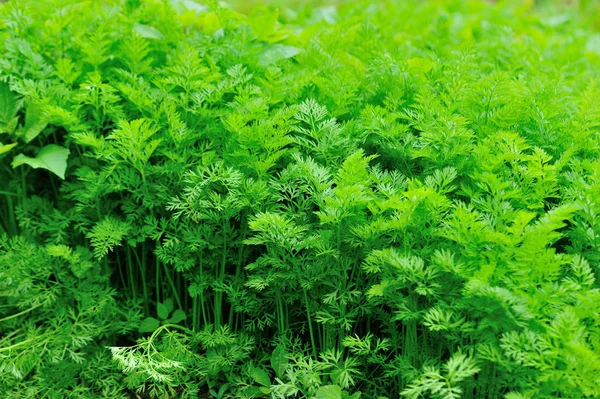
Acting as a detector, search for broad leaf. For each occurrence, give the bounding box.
[168,309,187,324]
[163,298,174,313]
[0,141,17,156]
[249,9,280,42]
[407,57,435,74]
[0,81,19,133]
[157,301,170,320]
[12,144,70,179]
[271,344,288,379]
[250,366,271,387]
[315,385,342,399]
[23,103,48,143]
[259,45,301,67]
[169,0,208,13]
[244,386,269,398]
[138,317,160,333]
[134,23,165,39]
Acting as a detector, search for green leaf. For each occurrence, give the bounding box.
[367,281,391,298]
[249,8,279,42]
[250,366,271,387]
[138,317,160,333]
[313,6,338,24]
[258,45,301,67]
[244,386,269,398]
[163,298,174,313]
[585,34,600,55]
[0,81,19,133]
[157,301,170,320]
[87,217,129,259]
[12,144,70,179]
[0,141,17,156]
[169,0,208,13]
[407,57,435,74]
[316,385,342,399]
[23,103,48,143]
[271,344,288,379]
[133,23,165,39]
[168,309,187,324]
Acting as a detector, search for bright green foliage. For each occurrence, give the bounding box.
[1,0,600,398]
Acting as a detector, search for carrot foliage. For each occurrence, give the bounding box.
[1,0,600,398]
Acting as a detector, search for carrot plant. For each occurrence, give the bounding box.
[1,0,600,398]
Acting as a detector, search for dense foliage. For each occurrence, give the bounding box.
[1,0,600,398]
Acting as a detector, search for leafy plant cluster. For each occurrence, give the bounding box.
[1,0,600,398]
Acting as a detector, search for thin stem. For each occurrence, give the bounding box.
[133,246,148,313]
[148,323,193,345]
[199,254,209,327]
[276,291,284,335]
[192,296,198,332]
[303,289,317,357]
[126,247,138,303]
[0,304,42,323]
[156,249,161,303]
[4,194,17,235]
[115,250,128,294]
[162,259,182,310]
[336,224,345,350]
[0,337,48,352]
[215,224,227,328]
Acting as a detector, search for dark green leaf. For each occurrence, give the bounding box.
[23,103,48,143]
[138,317,160,333]
[157,302,170,320]
[163,298,174,313]
[271,344,288,379]
[0,81,19,133]
[168,309,187,324]
[244,386,268,398]
[250,366,271,387]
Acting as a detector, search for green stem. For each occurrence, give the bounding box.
[200,289,208,327]
[156,249,161,303]
[0,337,47,352]
[0,304,42,323]
[148,323,193,345]
[303,289,317,357]
[162,259,182,310]
[199,255,209,327]
[2,329,21,341]
[126,248,138,303]
[133,247,148,313]
[228,218,248,327]
[215,225,227,328]
[192,296,198,332]
[276,291,284,335]
[405,294,419,364]
[4,194,17,235]
[336,224,345,350]
[115,250,128,295]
